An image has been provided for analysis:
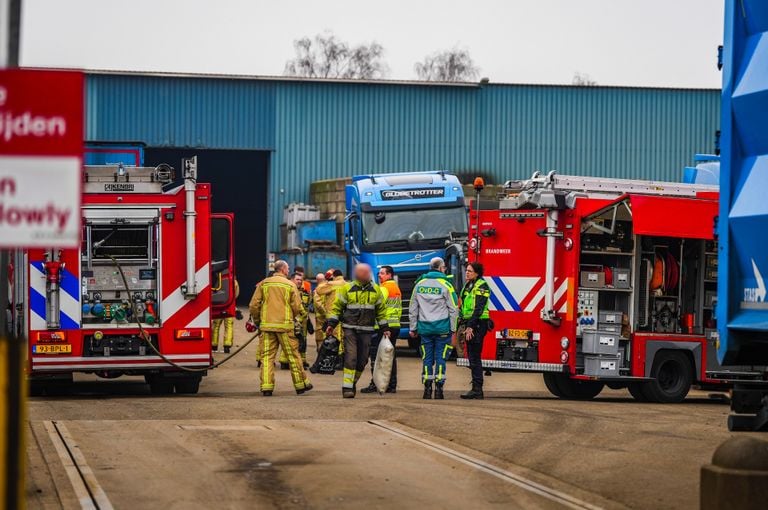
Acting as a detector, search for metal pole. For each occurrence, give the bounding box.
[1,4,24,509]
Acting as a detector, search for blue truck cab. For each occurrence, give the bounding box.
[344,172,467,342]
[718,0,768,430]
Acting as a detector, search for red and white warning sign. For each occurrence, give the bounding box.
[0,69,83,247]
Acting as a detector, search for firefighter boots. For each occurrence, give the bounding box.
[434,381,445,400]
[423,380,433,400]
[296,383,314,395]
[262,390,273,397]
[460,383,484,400]
[342,386,356,399]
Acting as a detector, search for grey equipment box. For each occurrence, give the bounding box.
[597,323,621,335]
[584,354,621,377]
[580,270,605,288]
[598,310,622,325]
[582,331,620,355]
[612,267,631,289]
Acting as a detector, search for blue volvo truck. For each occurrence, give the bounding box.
[718,0,768,431]
[344,172,467,346]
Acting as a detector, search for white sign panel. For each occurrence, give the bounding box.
[0,156,80,247]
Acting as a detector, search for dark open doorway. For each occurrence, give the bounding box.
[144,148,269,304]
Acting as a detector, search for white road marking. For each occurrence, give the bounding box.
[369,420,604,510]
[44,421,114,510]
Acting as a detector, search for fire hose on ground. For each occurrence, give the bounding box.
[107,254,260,373]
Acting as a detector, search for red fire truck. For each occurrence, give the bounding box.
[461,172,768,402]
[9,157,235,395]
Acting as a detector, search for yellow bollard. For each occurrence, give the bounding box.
[1,334,26,510]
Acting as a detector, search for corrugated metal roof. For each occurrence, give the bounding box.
[83,72,721,251]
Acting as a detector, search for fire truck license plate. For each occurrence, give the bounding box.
[507,329,531,339]
[33,344,72,354]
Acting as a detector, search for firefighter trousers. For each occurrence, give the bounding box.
[314,322,325,351]
[420,334,453,384]
[342,328,372,389]
[259,331,311,392]
[212,317,233,349]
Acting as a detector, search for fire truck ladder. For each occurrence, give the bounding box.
[508,172,718,198]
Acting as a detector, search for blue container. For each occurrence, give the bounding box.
[296,219,338,246]
[304,249,347,280]
[85,143,145,166]
[275,250,303,273]
[718,0,768,365]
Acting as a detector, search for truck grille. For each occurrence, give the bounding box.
[397,274,419,329]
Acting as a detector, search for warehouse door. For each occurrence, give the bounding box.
[144,148,269,304]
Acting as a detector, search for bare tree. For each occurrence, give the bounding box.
[414,48,479,82]
[572,72,598,86]
[284,32,388,79]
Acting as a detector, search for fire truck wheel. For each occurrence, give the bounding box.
[146,375,175,395]
[174,378,201,394]
[643,350,693,403]
[627,383,649,402]
[543,373,566,398]
[546,373,604,400]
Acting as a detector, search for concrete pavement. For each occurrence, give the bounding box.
[24,326,738,509]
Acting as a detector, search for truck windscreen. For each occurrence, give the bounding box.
[361,207,467,248]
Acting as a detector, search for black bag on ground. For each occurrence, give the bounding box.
[309,335,340,375]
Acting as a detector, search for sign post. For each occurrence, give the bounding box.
[0,68,83,510]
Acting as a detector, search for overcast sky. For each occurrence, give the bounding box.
[20,0,723,88]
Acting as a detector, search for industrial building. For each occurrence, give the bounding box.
[84,70,720,291]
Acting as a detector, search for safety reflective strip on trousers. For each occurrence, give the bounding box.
[261,334,273,390]
[343,367,356,388]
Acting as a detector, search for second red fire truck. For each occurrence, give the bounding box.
[8,157,236,395]
[462,172,768,402]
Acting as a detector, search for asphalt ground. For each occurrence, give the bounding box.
[24,323,740,510]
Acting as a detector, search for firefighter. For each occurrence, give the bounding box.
[312,272,328,348]
[361,265,401,393]
[292,272,311,367]
[409,257,458,400]
[315,269,346,351]
[249,260,313,396]
[458,262,490,400]
[294,265,313,295]
[212,279,239,354]
[326,264,390,398]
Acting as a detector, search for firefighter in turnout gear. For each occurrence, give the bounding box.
[315,269,346,354]
[249,260,313,396]
[409,257,459,400]
[361,265,402,393]
[311,272,327,348]
[326,264,390,398]
[459,262,490,400]
[212,279,239,353]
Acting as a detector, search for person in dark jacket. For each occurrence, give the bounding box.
[459,262,491,400]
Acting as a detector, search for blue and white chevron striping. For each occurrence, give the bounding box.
[485,276,539,312]
[29,262,81,330]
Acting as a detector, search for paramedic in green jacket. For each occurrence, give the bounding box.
[459,262,491,400]
[409,257,458,400]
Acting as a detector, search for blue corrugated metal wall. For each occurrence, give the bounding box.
[85,73,721,250]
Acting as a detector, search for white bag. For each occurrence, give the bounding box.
[372,335,396,394]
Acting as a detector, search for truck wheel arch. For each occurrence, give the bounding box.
[645,341,702,382]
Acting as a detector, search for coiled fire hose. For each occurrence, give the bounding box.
[107,254,260,372]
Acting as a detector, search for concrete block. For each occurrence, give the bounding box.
[700,437,768,510]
